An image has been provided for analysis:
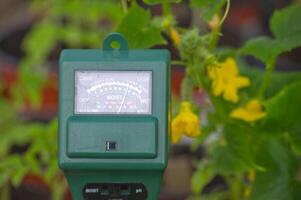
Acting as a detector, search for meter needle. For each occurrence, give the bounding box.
[118,87,129,113]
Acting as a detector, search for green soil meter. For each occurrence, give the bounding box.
[58,33,170,200]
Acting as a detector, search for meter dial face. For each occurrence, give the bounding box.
[75,71,152,114]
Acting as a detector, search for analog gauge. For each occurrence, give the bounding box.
[75,71,152,114]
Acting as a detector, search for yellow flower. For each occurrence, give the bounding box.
[230,99,267,122]
[171,102,201,144]
[208,58,250,103]
[170,28,180,47]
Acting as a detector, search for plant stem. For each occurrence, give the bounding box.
[209,0,230,51]
[162,2,171,15]
[219,0,231,26]
[121,0,128,13]
[258,59,276,99]
[227,174,243,200]
[171,60,186,66]
[209,26,221,52]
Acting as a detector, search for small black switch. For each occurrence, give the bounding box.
[106,141,117,151]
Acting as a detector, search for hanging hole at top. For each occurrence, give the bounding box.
[110,41,121,49]
[103,32,128,51]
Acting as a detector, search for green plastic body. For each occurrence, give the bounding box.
[58,34,170,200]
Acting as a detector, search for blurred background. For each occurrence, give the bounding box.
[0,0,300,200]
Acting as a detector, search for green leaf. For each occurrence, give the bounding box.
[191,0,227,21]
[44,160,59,182]
[0,155,23,178]
[240,5,301,64]
[240,35,301,64]
[262,82,301,153]
[116,3,165,48]
[22,20,59,63]
[18,59,46,106]
[59,25,84,47]
[11,167,29,187]
[270,4,301,39]
[143,0,182,5]
[191,161,215,194]
[250,139,301,200]
[0,98,14,121]
[212,124,257,174]
[0,123,43,154]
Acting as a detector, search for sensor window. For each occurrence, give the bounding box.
[75,71,152,114]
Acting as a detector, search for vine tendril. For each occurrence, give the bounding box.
[219,0,231,26]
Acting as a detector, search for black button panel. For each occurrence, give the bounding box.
[83,183,148,200]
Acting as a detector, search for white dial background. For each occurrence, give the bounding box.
[75,70,152,114]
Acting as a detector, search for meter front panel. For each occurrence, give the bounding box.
[59,31,170,200]
[59,47,169,200]
[59,48,170,171]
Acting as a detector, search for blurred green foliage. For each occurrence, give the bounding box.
[188,4,301,200]
[0,1,301,200]
[1,1,124,199]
